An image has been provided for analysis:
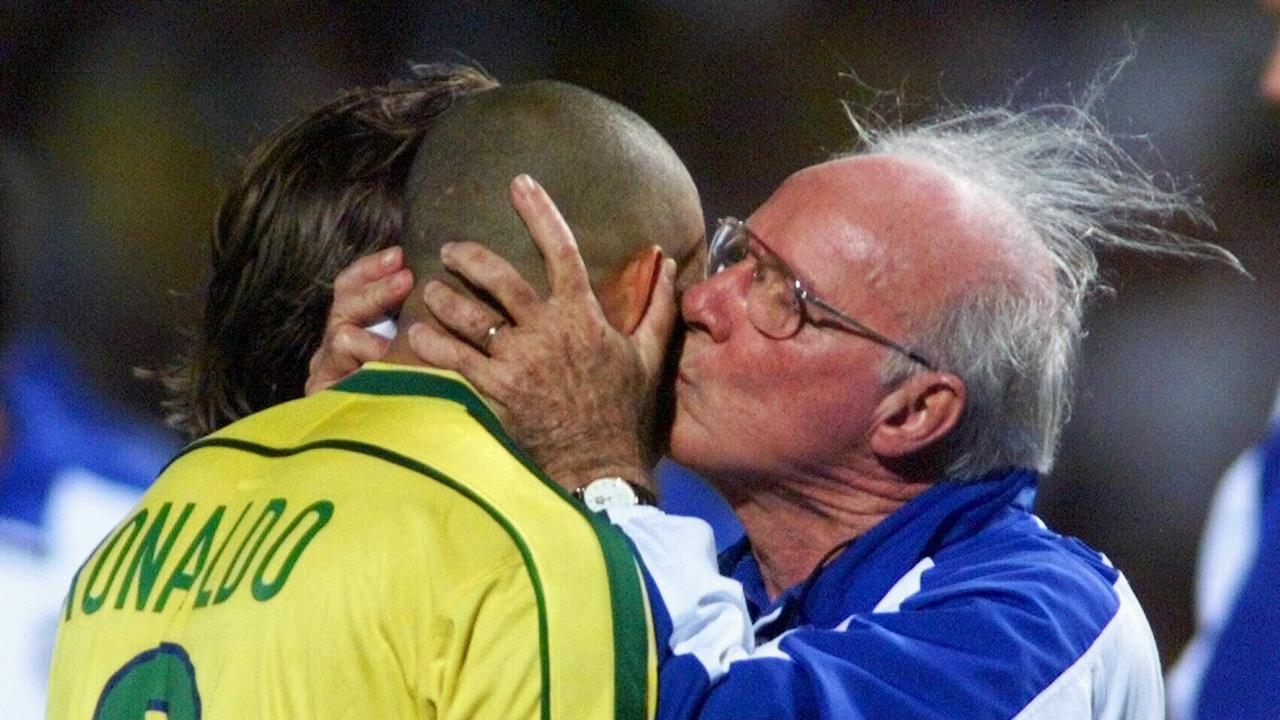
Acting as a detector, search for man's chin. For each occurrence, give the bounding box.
[667,420,709,472]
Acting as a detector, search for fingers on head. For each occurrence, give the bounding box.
[335,246,403,294]
[423,281,505,343]
[512,176,570,244]
[331,324,389,366]
[508,176,590,296]
[441,242,542,313]
[442,242,509,287]
[331,266,412,327]
[408,323,483,375]
[372,268,413,308]
[549,240,591,297]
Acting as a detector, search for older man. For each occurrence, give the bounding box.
[317,98,1235,717]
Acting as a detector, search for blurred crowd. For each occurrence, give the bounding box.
[3,1,1279,716]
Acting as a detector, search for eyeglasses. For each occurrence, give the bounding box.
[707,217,934,369]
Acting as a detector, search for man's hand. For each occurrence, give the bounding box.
[407,174,679,492]
[305,246,413,394]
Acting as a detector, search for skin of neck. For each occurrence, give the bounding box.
[716,455,934,601]
[382,290,441,367]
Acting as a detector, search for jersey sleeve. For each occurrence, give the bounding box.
[604,506,754,715]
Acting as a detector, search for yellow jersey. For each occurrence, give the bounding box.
[46,363,656,720]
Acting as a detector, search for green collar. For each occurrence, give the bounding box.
[332,363,541,485]
[334,362,494,416]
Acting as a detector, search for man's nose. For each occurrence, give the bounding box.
[680,265,750,343]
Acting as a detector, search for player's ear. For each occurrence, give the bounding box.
[598,245,664,334]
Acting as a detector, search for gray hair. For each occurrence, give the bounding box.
[846,93,1242,479]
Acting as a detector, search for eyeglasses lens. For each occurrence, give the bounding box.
[708,221,803,338]
[708,223,747,277]
[749,250,802,338]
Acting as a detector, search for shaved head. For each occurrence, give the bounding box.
[401,81,703,301]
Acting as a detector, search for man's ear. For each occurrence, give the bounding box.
[598,245,664,334]
[869,372,966,459]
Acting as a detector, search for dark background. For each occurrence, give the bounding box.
[3,1,1278,667]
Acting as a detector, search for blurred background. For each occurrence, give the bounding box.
[2,0,1278,709]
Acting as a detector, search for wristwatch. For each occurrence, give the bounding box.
[572,477,657,512]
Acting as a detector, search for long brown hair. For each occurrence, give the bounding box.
[159,63,498,438]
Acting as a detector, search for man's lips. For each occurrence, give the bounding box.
[676,357,698,388]
[675,363,696,403]
[676,335,710,393]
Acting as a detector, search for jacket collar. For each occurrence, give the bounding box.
[722,468,1038,634]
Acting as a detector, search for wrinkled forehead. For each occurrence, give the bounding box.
[757,155,1044,304]
[757,155,956,256]
[735,164,899,303]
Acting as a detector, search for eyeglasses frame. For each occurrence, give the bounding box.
[709,217,935,370]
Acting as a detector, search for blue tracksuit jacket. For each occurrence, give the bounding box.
[617,468,1162,719]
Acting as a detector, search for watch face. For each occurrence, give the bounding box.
[581,478,638,512]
